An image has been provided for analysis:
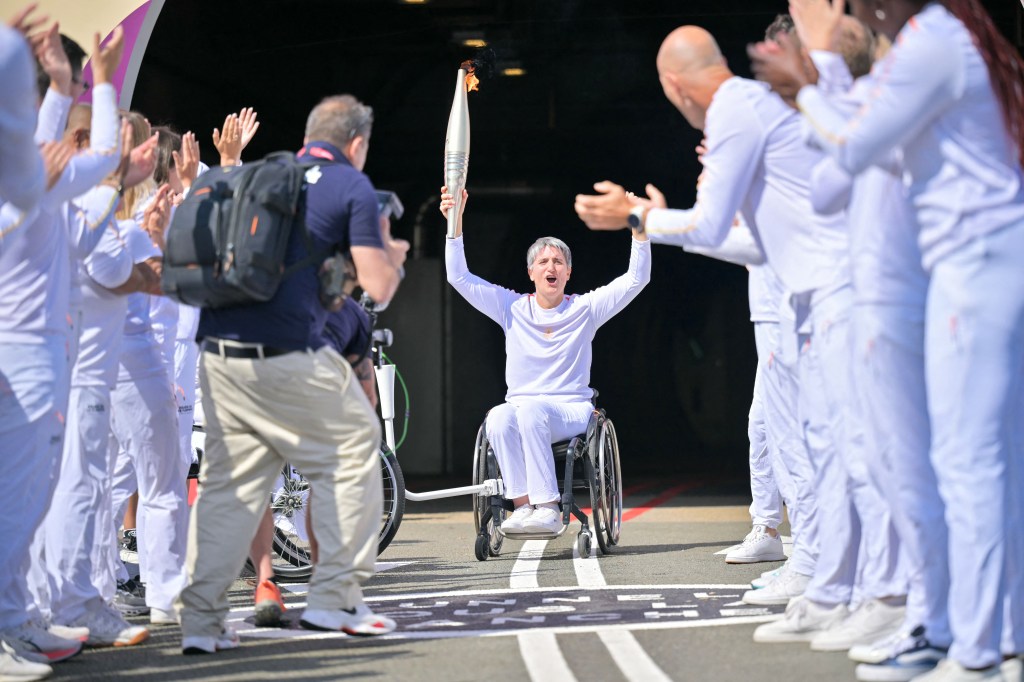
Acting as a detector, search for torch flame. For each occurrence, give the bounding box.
[461,60,480,92]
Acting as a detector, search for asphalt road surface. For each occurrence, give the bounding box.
[49,478,861,681]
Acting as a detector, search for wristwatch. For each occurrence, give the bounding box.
[626,205,647,234]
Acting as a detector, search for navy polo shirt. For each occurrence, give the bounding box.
[322,296,372,362]
[197,141,384,351]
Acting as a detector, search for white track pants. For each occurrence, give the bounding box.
[110,372,189,612]
[174,340,199,469]
[925,222,1024,668]
[799,288,905,607]
[853,302,950,647]
[757,318,819,578]
[0,340,68,629]
[748,365,783,528]
[485,399,594,505]
[41,385,117,622]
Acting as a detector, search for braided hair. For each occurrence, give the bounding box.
[941,0,1024,167]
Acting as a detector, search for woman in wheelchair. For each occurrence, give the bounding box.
[440,187,650,536]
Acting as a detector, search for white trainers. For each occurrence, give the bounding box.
[500,505,535,533]
[1001,656,1022,681]
[810,598,907,652]
[181,626,239,654]
[300,605,397,636]
[45,624,88,643]
[726,525,786,564]
[854,626,946,681]
[742,568,810,605]
[67,604,149,648]
[150,607,180,626]
[0,639,51,681]
[752,561,790,589]
[521,506,563,534]
[0,621,81,663]
[753,596,849,643]
[908,658,1004,681]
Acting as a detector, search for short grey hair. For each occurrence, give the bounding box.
[304,95,374,149]
[526,237,572,270]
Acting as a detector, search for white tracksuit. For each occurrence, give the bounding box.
[798,3,1024,666]
[108,226,190,612]
[644,75,902,605]
[446,235,650,504]
[0,84,120,628]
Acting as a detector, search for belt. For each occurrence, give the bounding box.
[202,339,294,359]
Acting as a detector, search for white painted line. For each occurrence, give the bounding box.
[509,540,548,589]
[519,631,578,682]
[363,584,756,602]
[571,538,673,682]
[599,630,673,682]
[571,540,604,588]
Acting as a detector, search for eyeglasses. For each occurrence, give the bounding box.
[72,75,91,92]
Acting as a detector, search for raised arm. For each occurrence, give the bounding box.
[441,188,516,326]
[581,236,651,328]
[0,25,44,211]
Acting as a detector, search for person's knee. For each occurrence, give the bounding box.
[514,401,549,431]
[485,403,518,437]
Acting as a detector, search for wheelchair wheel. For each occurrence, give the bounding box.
[471,424,504,557]
[378,446,406,555]
[263,445,406,581]
[594,417,623,554]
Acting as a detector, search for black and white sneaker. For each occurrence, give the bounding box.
[853,626,947,681]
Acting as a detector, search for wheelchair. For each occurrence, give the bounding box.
[471,405,623,560]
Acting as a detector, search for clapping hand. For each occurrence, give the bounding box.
[171,131,200,190]
[748,33,815,108]
[8,3,47,36]
[790,0,846,52]
[213,108,259,166]
[40,140,75,191]
[32,22,71,95]
[90,26,124,87]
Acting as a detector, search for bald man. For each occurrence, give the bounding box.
[575,24,904,648]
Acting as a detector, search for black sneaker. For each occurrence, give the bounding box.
[114,577,149,617]
[120,529,138,553]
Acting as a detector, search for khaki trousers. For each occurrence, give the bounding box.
[179,345,381,638]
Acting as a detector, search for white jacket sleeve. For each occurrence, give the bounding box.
[445,235,517,327]
[0,28,44,212]
[581,237,651,328]
[46,83,121,205]
[644,96,765,250]
[34,88,73,144]
[67,185,120,259]
[684,216,766,266]
[796,26,961,175]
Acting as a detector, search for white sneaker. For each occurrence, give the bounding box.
[150,607,180,626]
[521,507,563,535]
[726,525,786,564]
[0,622,81,663]
[0,639,51,681]
[851,626,945,665]
[1001,656,1022,681]
[67,604,149,648]
[500,505,534,533]
[300,605,396,636]
[854,627,947,681]
[752,561,790,589]
[753,596,849,643]
[45,624,88,643]
[742,569,810,605]
[908,658,1004,681]
[181,626,239,654]
[811,598,906,652]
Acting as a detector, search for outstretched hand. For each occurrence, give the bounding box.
[40,140,75,191]
[790,0,845,52]
[32,22,71,95]
[171,131,200,189]
[748,33,816,107]
[90,26,124,86]
[8,3,47,37]
[213,108,259,167]
[123,133,159,188]
[574,180,634,230]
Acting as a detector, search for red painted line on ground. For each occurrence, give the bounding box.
[622,481,704,522]
[581,480,660,515]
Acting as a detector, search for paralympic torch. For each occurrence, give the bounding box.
[444,62,478,238]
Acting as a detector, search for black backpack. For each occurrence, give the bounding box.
[161,152,327,308]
